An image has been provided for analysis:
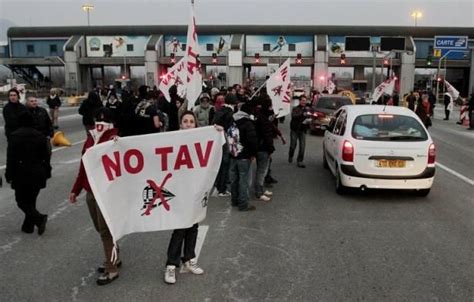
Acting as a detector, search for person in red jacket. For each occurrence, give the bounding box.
[69,108,121,286]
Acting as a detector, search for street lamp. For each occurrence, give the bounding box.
[411,11,422,27]
[82,4,94,26]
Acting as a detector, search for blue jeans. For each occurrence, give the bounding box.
[229,158,252,210]
[254,151,270,197]
[289,130,306,163]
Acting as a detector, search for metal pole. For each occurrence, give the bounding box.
[249,79,268,100]
[87,11,90,26]
[372,47,376,93]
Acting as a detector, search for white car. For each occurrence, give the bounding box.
[323,105,435,196]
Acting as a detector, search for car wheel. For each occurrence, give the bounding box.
[322,147,329,170]
[335,166,348,195]
[415,188,430,197]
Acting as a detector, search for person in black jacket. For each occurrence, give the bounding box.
[289,95,311,168]
[46,88,62,129]
[79,91,103,132]
[25,96,54,165]
[5,112,50,234]
[407,91,417,111]
[3,88,28,141]
[212,94,237,196]
[229,103,257,211]
[254,103,275,201]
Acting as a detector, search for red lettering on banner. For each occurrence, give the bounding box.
[187,47,199,78]
[174,145,194,170]
[194,141,214,167]
[155,147,173,171]
[124,149,144,174]
[102,151,121,181]
[283,83,292,103]
[280,66,288,82]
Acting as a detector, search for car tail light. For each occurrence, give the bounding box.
[342,140,354,162]
[428,143,436,164]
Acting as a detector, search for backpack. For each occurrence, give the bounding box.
[227,122,243,157]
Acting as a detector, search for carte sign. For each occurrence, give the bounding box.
[434,36,468,49]
[82,127,225,245]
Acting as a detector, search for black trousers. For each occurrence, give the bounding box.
[15,187,43,231]
[166,223,199,267]
[445,105,450,120]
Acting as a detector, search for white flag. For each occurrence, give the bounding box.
[158,58,187,102]
[185,4,202,109]
[82,127,225,246]
[267,59,291,118]
[327,80,336,94]
[444,80,459,99]
[372,77,396,104]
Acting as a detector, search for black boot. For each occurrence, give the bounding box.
[21,218,34,234]
[36,215,48,236]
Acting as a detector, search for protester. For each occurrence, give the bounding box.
[69,108,121,285]
[79,90,103,132]
[427,89,436,117]
[164,110,206,284]
[289,95,310,168]
[468,92,474,130]
[212,94,237,197]
[118,89,140,136]
[194,93,214,127]
[5,111,50,235]
[3,88,28,141]
[415,94,432,128]
[254,103,275,201]
[25,96,53,165]
[135,91,163,135]
[443,92,453,120]
[105,92,122,127]
[407,91,416,111]
[228,103,258,211]
[46,88,62,129]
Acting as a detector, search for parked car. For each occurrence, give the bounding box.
[322,105,435,196]
[310,95,352,134]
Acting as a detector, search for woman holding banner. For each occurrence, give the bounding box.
[164,110,206,284]
[69,108,121,286]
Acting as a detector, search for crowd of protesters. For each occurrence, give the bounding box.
[3,80,474,287]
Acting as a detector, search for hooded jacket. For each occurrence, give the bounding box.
[233,111,258,159]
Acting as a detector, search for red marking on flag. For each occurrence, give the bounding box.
[144,173,173,215]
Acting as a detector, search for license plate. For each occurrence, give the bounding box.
[376,159,406,168]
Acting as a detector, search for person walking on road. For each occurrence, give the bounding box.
[164,111,209,285]
[46,88,62,129]
[69,108,121,286]
[289,95,311,168]
[5,112,50,235]
[407,91,416,111]
[79,90,103,132]
[443,92,453,120]
[3,88,28,142]
[25,95,54,165]
[416,95,432,129]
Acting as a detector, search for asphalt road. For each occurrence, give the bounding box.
[0,105,473,301]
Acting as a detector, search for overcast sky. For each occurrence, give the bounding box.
[1,0,473,29]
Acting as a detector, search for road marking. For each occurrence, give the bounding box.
[0,139,85,171]
[436,162,474,186]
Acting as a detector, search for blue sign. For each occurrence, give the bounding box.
[440,48,469,60]
[434,36,468,49]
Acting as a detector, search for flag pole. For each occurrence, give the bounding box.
[249,79,269,100]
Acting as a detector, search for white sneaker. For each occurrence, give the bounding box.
[258,195,271,202]
[217,191,231,197]
[182,258,204,275]
[263,190,273,196]
[164,265,176,284]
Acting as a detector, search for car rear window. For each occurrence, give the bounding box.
[352,114,428,141]
[315,97,352,110]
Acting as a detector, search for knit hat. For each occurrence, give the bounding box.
[199,93,211,101]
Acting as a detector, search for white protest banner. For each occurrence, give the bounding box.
[444,80,459,99]
[267,58,291,118]
[82,127,225,248]
[185,3,202,109]
[372,77,396,104]
[158,58,187,102]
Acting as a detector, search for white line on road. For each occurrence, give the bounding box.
[0,139,85,171]
[437,162,474,186]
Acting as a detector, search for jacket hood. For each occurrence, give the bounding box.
[233,110,250,121]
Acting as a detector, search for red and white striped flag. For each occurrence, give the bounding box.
[185,3,202,109]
